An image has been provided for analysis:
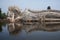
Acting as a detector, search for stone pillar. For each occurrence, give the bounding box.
[11,13,15,22]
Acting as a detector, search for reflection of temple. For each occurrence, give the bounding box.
[7,23,22,35]
[22,22,60,32]
[7,22,60,35]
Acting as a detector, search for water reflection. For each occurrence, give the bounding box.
[0,24,2,32]
[0,22,60,40]
[7,23,22,35]
[7,22,60,34]
[0,22,6,32]
[22,22,60,32]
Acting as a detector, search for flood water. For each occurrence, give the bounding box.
[0,22,60,40]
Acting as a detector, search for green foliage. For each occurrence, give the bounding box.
[0,8,7,19]
[1,13,7,19]
[47,6,51,10]
[0,8,2,18]
[0,8,1,13]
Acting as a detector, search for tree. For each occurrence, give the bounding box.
[47,6,51,10]
[0,8,2,18]
[2,13,7,19]
[0,8,1,13]
[0,8,7,19]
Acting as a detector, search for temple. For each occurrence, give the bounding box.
[7,6,60,23]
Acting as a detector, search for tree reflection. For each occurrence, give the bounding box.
[0,22,6,32]
[0,24,2,32]
[0,22,4,32]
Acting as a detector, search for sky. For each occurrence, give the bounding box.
[0,0,60,13]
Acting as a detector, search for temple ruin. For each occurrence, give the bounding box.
[7,6,60,23]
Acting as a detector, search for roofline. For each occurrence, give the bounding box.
[28,9,60,13]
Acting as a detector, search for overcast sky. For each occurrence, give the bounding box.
[0,0,60,12]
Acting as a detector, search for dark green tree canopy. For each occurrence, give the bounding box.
[0,8,7,19]
[0,8,1,13]
[47,6,51,10]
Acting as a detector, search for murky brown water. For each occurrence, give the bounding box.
[0,22,60,40]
